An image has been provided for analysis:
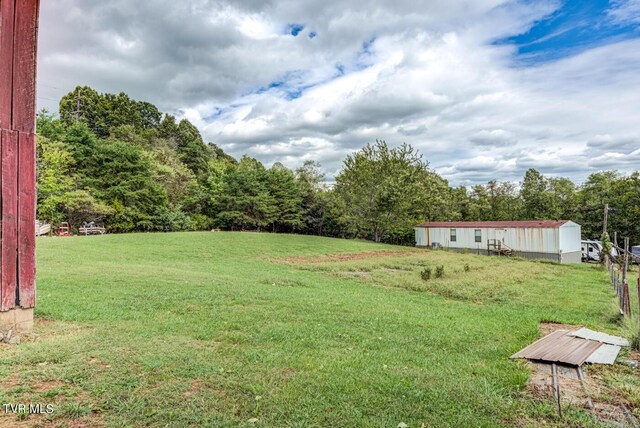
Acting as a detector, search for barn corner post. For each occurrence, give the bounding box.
[0,0,40,340]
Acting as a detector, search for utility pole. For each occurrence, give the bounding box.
[70,88,84,122]
[75,94,81,121]
[603,203,609,235]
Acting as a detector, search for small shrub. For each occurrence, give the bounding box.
[435,265,445,278]
[464,263,470,272]
[421,267,432,281]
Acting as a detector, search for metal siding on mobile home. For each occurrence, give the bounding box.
[414,221,581,264]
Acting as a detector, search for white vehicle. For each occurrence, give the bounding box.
[581,240,618,262]
[632,246,640,265]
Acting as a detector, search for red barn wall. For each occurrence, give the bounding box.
[0,0,40,312]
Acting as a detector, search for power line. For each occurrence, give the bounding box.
[38,82,63,90]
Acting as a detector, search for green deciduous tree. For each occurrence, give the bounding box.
[267,163,303,232]
[296,160,329,235]
[82,140,168,232]
[214,156,277,231]
[520,168,549,220]
[335,140,433,243]
[176,120,211,182]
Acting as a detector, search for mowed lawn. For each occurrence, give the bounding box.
[0,232,631,427]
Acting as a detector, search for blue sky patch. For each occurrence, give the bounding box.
[287,24,305,36]
[355,36,377,69]
[309,31,317,39]
[248,70,314,100]
[203,107,226,121]
[497,0,640,63]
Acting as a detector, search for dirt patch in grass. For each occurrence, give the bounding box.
[33,380,65,392]
[0,374,101,428]
[538,322,582,336]
[522,360,636,426]
[275,250,417,265]
[1,373,64,393]
[341,271,371,278]
[12,317,89,345]
[0,413,105,428]
[87,357,111,370]
[282,367,296,380]
[260,278,308,287]
[526,361,592,404]
[0,373,20,390]
[66,415,105,428]
[184,380,204,398]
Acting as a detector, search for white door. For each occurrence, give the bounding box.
[495,229,506,243]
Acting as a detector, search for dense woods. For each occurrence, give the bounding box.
[37,86,640,245]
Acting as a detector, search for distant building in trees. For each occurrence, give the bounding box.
[414,220,581,264]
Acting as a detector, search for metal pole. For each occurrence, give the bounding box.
[552,363,562,418]
[602,204,609,266]
[577,367,593,409]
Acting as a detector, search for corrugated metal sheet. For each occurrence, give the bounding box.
[585,344,621,365]
[558,222,581,253]
[569,328,630,347]
[415,227,427,247]
[419,226,560,253]
[511,330,603,366]
[414,221,581,261]
[416,221,570,229]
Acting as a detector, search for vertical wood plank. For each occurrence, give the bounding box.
[0,130,3,306]
[18,131,35,307]
[11,0,39,132]
[1,128,18,311]
[0,0,16,128]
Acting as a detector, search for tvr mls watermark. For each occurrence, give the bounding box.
[3,403,55,414]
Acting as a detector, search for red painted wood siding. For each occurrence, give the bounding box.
[12,0,39,133]
[1,129,18,310]
[0,0,40,310]
[18,132,36,307]
[0,0,16,128]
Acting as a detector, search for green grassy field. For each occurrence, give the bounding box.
[0,232,636,427]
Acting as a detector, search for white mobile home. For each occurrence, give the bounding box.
[414,221,581,264]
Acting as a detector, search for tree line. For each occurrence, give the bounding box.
[36,86,640,245]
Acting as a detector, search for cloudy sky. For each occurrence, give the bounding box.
[37,0,640,185]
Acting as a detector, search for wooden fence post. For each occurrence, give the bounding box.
[622,238,631,316]
[637,270,640,347]
[624,280,631,317]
